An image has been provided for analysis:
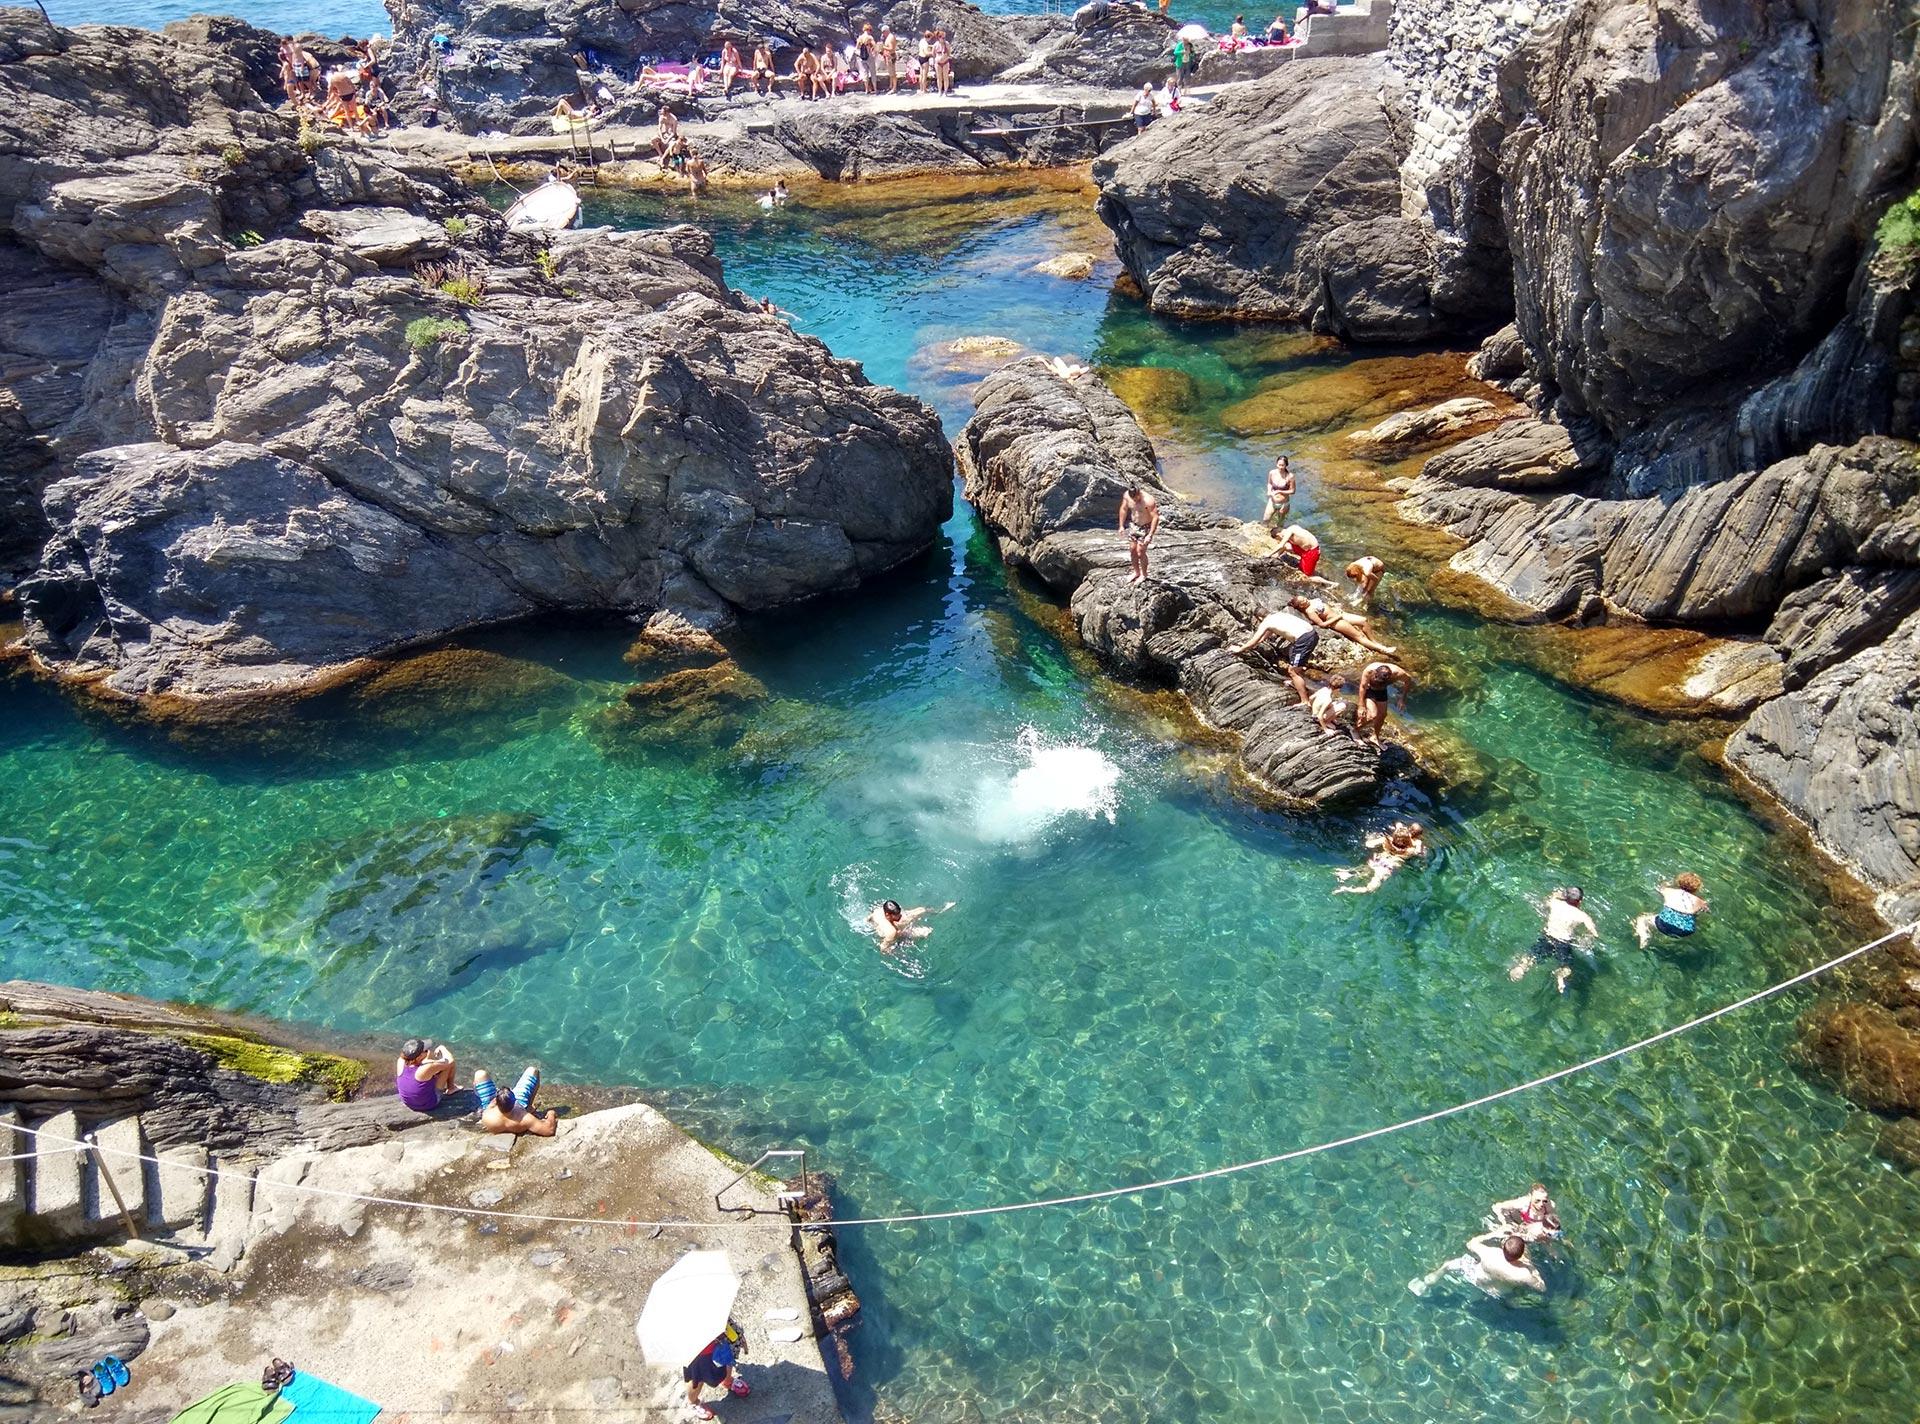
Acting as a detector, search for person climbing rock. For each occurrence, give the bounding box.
[1229,604,1320,703]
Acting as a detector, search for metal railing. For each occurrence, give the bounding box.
[713,1147,810,1217]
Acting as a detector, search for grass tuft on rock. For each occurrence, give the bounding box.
[177,1033,367,1102]
[405,316,467,351]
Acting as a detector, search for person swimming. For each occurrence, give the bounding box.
[1491,1182,1562,1240]
[1333,821,1425,895]
[870,898,955,950]
[1634,872,1708,947]
[1409,1232,1546,1301]
[1510,886,1599,993]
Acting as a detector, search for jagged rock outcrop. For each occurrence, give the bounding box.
[1091,58,1491,342]
[388,0,1022,133]
[958,359,1398,807]
[994,5,1171,89]
[0,12,952,706]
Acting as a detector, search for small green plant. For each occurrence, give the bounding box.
[415,258,487,307]
[1872,189,1920,282]
[443,215,471,239]
[533,247,559,281]
[220,143,246,169]
[406,316,468,350]
[232,229,265,248]
[297,120,329,156]
[176,1033,368,1103]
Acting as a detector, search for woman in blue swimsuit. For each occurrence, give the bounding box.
[1635,872,1707,948]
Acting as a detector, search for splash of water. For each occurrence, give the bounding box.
[972,726,1122,845]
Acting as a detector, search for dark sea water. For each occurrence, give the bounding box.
[3,164,1915,1422]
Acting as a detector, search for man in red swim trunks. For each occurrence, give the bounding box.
[1273,523,1331,583]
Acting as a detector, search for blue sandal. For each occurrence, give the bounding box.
[90,1362,115,1398]
[104,1357,130,1390]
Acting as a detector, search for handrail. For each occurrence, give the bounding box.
[713,1147,809,1216]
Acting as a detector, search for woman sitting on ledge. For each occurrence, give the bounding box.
[719,39,744,96]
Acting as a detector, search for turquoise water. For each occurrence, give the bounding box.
[5,178,1917,1423]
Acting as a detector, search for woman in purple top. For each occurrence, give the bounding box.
[395,1038,456,1112]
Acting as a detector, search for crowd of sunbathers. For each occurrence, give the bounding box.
[277,35,397,134]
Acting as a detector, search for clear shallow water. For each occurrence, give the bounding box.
[4,178,1917,1424]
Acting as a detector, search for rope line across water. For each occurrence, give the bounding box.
[3,921,1911,1232]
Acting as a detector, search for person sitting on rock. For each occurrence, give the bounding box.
[688,56,710,95]
[1118,482,1161,583]
[683,1332,749,1420]
[750,41,777,95]
[554,92,594,128]
[1334,821,1426,895]
[1229,603,1319,703]
[1308,674,1348,733]
[792,44,821,100]
[1295,595,1396,656]
[1345,554,1384,604]
[1634,873,1708,948]
[719,39,745,97]
[1354,659,1412,742]
[473,1066,557,1136]
[1266,13,1293,43]
[1131,82,1159,132]
[652,106,682,164]
[395,1038,456,1112]
[820,40,846,97]
[1271,523,1332,583]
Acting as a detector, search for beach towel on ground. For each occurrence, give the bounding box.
[280,1372,381,1424]
[169,1382,295,1424]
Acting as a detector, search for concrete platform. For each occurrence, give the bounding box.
[131,1103,839,1424]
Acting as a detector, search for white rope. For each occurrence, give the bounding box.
[1,921,1909,1232]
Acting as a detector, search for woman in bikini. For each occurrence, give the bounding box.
[1634,872,1708,947]
[1294,595,1396,656]
[1263,455,1294,530]
[1333,821,1425,894]
[719,39,744,97]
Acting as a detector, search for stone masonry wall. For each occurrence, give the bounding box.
[1389,0,1574,219]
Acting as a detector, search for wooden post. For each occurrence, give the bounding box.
[85,1133,140,1241]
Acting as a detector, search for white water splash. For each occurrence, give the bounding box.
[971,727,1122,844]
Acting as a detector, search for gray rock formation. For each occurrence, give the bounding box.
[1091,58,1488,342]
[1,13,951,706]
[994,5,1171,89]
[388,0,1022,133]
[1727,609,1920,921]
[959,359,1398,807]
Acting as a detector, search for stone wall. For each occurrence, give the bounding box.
[1297,0,1393,58]
[1389,0,1572,218]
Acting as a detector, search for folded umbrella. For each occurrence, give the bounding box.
[635,1250,741,1368]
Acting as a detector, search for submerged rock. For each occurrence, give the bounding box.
[2,15,953,710]
[958,359,1397,807]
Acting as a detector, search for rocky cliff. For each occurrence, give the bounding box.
[0,10,951,707]
[957,359,1400,807]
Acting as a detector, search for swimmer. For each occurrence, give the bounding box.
[1409,1232,1546,1301]
[1229,603,1319,703]
[1510,885,1599,993]
[1263,456,1295,530]
[1634,872,1708,947]
[1307,675,1348,733]
[1345,554,1384,604]
[1333,820,1425,895]
[871,898,955,949]
[1491,1182,1562,1241]
[1293,595,1396,656]
[1118,483,1161,584]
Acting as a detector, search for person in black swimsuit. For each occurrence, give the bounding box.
[1355,660,1411,743]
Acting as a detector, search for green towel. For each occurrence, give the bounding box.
[169,1381,296,1424]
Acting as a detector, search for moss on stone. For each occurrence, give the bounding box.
[176,1033,367,1102]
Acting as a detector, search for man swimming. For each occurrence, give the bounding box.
[871,898,955,950]
[1510,886,1600,993]
[1118,483,1161,584]
[1410,1232,1547,1301]
[1228,604,1319,703]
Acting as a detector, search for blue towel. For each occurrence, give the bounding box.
[280,1372,380,1424]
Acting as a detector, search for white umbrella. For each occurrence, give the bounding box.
[1177,22,1211,41]
[635,1250,742,1368]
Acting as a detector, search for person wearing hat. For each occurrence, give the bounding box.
[683,1326,749,1419]
[395,1038,456,1113]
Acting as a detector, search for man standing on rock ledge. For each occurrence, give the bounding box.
[1119,483,1161,583]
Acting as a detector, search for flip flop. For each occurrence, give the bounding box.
[104,1357,130,1390]
[90,1362,115,1398]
